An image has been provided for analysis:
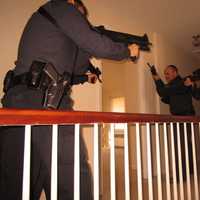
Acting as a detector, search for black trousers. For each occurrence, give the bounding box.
[173,123,193,181]
[0,85,93,200]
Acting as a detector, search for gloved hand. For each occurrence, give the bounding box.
[147,62,157,75]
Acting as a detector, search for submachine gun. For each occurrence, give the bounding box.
[95,25,152,53]
[86,26,152,82]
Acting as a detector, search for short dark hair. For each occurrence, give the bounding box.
[167,65,178,72]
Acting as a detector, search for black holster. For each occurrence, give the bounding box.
[42,64,71,109]
[3,61,71,109]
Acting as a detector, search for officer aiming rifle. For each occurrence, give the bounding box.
[95,25,152,57]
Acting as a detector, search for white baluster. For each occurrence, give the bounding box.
[146,123,153,200]
[184,123,192,200]
[93,123,99,200]
[155,123,163,200]
[163,123,171,200]
[170,123,178,200]
[51,124,58,200]
[176,123,184,200]
[192,123,199,200]
[136,123,143,200]
[110,123,116,200]
[74,124,80,200]
[124,123,130,200]
[22,125,31,200]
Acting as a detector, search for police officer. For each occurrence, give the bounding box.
[149,64,199,115]
[148,64,199,181]
[0,0,139,199]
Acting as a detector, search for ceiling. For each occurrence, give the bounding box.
[86,0,200,60]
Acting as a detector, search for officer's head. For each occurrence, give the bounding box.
[164,65,178,83]
[67,0,88,17]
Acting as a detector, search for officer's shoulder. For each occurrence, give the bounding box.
[45,1,78,13]
[44,1,81,19]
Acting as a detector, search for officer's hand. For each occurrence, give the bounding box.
[184,77,194,87]
[87,73,98,84]
[128,44,140,61]
[147,63,157,75]
[147,63,160,80]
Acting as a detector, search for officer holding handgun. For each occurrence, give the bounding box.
[0,0,139,199]
[148,63,200,114]
[147,63,199,182]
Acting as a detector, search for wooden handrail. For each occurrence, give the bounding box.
[0,108,199,125]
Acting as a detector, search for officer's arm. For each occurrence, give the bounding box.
[153,79,170,104]
[161,97,170,104]
[154,79,169,97]
[55,4,130,60]
[155,79,190,97]
[147,63,169,98]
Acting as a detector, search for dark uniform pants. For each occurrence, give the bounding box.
[0,85,93,200]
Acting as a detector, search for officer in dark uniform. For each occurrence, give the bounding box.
[0,0,139,199]
[149,64,198,115]
[148,64,199,181]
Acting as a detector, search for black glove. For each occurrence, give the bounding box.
[147,62,157,75]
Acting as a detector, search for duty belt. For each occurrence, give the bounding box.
[3,61,71,109]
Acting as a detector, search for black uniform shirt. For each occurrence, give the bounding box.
[14,0,130,76]
[155,76,199,115]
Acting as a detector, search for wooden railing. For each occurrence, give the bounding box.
[1,108,200,124]
[0,108,200,200]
